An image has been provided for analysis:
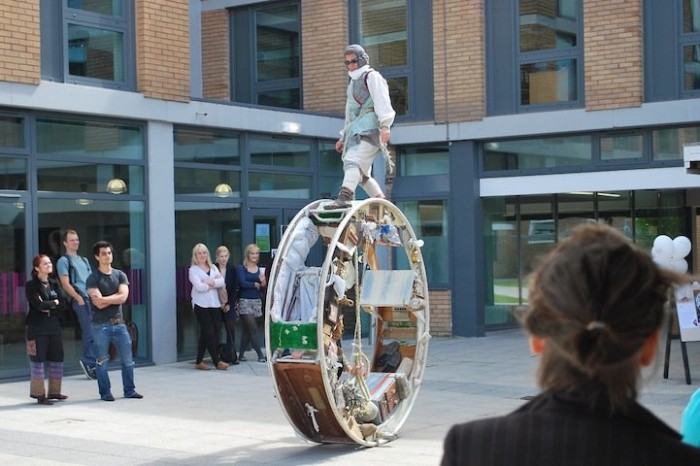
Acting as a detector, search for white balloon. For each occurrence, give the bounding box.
[672,236,692,259]
[652,235,674,260]
[671,258,689,274]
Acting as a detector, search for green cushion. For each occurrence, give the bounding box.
[269,321,318,350]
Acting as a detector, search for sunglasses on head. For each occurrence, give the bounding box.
[344,59,359,66]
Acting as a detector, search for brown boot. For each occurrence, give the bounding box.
[324,187,354,210]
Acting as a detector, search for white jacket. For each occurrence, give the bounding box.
[189,265,224,309]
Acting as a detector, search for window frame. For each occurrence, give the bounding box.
[230,0,302,110]
[348,0,433,122]
[40,0,136,91]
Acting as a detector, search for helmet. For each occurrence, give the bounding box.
[344,44,369,67]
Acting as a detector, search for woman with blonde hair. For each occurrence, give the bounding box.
[214,245,239,364]
[441,223,700,465]
[188,243,228,370]
[235,243,267,362]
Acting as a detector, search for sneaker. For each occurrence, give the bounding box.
[79,360,93,380]
[125,392,143,399]
[101,394,115,402]
[86,366,97,380]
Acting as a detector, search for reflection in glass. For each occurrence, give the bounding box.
[396,200,448,285]
[250,138,310,168]
[320,141,342,173]
[0,199,25,378]
[386,76,408,116]
[400,145,449,176]
[519,0,578,53]
[483,134,592,172]
[520,59,577,105]
[683,0,700,33]
[0,116,25,149]
[174,167,241,197]
[175,203,241,359]
[0,157,27,190]
[557,192,594,241]
[36,119,143,159]
[174,127,240,165]
[68,0,123,17]
[359,0,407,68]
[483,197,519,326]
[257,88,300,109]
[600,133,643,161]
[68,24,124,82]
[652,126,700,161]
[248,172,311,198]
[37,161,143,194]
[683,44,700,91]
[255,4,300,82]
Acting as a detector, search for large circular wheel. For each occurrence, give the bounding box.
[265,198,430,446]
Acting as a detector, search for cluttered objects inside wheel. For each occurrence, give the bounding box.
[264,198,431,446]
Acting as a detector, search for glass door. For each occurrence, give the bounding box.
[0,195,27,378]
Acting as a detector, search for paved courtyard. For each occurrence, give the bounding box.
[1,330,698,465]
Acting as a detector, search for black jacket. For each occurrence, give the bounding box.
[441,392,700,466]
[25,276,66,339]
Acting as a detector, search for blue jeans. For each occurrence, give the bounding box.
[73,300,96,367]
[92,322,136,398]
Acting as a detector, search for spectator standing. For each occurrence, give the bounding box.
[189,243,228,371]
[215,245,239,365]
[25,255,68,405]
[57,229,96,379]
[86,240,143,401]
[236,243,267,363]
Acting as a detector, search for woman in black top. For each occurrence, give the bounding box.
[25,254,67,405]
[441,224,700,465]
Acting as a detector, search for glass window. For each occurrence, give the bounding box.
[357,0,409,116]
[36,119,144,160]
[249,138,310,168]
[174,128,240,166]
[0,198,26,378]
[519,0,578,53]
[600,133,643,161]
[517,0,581,107]
[175,203,241,360]
[683,0,700,33]
[0,116,25,150]
[359,0,407,67]
[557,192,595,241]
[68,0,123,17]
[597,191,633,239]
[248,172,311,198]
[68,23,124,81]
[483,196,519,327]
[483,134,592,172]
[520,59,577,105]
[37,161,143,194]
[174,168,241,198]
[255,4,300,81]
[253,2,301,109]
[0,157,27,190]
[399,145,449,176]
[62,1,133,89]
[653,126,700,160]
[396,200,448,285]
[683,44,700,90]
